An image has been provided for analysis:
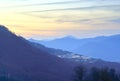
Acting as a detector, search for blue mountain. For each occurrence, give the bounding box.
[29,35,120,62]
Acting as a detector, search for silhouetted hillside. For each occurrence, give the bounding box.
[0,25,74,81]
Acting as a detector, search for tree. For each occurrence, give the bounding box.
[100,67,112,81]
[73,66,86,81]
[116,74,120,81]
[0,76,18,81]
[90,67,101,81]
[73,66,120,81]
[109,68,117,81]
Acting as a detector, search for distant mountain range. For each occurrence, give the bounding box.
[29,34,120,62]
[29,37,120,73]
[29,37,120,74]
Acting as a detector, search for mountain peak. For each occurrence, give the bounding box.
[0,25,15,37]
[0,25,9,31]
[0,25,19,46]
[56,35,77,40]
[64,35,75,39]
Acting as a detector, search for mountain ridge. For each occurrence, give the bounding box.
[29,34,120,62]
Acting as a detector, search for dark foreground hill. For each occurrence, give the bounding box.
[0,25,74,81]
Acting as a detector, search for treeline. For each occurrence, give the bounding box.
[0,76,18,81]
[73,66,120,81]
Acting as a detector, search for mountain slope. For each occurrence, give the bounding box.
[30,42,99,64]
[0,25,74,81]
[30,41,120,74]
[29,35,120,62]
[29,36,80,51]
[74,35,120,62]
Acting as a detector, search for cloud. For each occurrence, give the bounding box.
[55,16,120,24]
[56,19,92,23]
[22,5,120,13]
[8,0,120,7]
[26,0,81,6]
[109,18,120,23]
[6,0,81,8]
[6,0,120,9]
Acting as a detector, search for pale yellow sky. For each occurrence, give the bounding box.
[0,0,120,39]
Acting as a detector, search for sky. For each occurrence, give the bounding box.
[0,0,120,39]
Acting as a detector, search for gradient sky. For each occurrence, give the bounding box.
[0,0,120,39]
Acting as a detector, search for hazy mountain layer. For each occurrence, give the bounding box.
[30,35,120,62]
